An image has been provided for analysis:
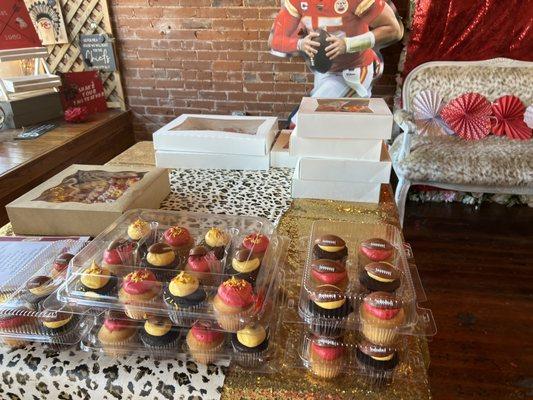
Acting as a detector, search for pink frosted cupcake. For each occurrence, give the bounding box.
[102,239,136,273]
[241,233,270,259]
[212,277,254,331]
[163,226,194,258]
[118,269,161,319]
[184,246,221,286]
[186,321,225,364]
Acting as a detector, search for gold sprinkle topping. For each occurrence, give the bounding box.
[86,260,103,275]
[168,227,184,237]
[223,276,247,289]
[127,270,152,283]
[172,271,197,285]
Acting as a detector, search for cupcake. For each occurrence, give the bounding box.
[24,275,59,304]
[102,238,136,273]
[0,299,34,347]
[241,233,269,259]
[360,292,405,346]
[41,309,79,347]
[142,243,179,279]
[97,311,138,357]
[310,259,348,290]
[359,262,402,293]
[139,316,181,350]
[227,249,261,285]
[306,284,352,337]
[231,323,269,368]
[201,227,231,260]
[308,336,345,379]
[359,238,394,262]
[77,261,117,297]
[163,271,207,326]
[118,269,161,319]
[127,218,153,257]
[186,321,225,365]
[313,235,348,261]
[50,252,74,279]
[212,277,254,332]
[185,246,221,286]
[356,339,399,386]
[163,226,194,258]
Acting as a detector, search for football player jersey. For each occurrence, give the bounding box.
[284,0,385,72]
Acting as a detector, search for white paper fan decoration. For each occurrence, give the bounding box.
[525,105,533,129]
[412,90,454,136]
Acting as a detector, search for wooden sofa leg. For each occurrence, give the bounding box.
[395,178,411,227]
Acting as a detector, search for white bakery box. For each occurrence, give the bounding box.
[270,130,297,168]
[290,127,383,161]
[296,97,393,139]
[153,114,278,170]
[291,144,391,203]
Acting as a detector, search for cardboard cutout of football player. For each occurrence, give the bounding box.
[269,0,403,125]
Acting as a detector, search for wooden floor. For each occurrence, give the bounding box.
[403,200,533,400]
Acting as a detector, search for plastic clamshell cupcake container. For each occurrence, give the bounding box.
[59,209,289,330]
[297,221,436,337]
[0,240,94,348]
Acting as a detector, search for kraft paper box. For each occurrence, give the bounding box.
[296,143,391,183]
[270,130,297,168]
[296,97,393,139]
[153,114,278,156]
[156,149,270,171]
[7,165,170,237]
[289,127,383,160]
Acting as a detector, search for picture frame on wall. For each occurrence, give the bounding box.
[24,0,68,45]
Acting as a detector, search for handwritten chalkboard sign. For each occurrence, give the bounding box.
[79,34,116,72]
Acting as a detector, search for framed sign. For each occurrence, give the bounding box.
[79,34,116,72]
[60,71,107,114]
[0,0,42,50]
[24,0,68,45]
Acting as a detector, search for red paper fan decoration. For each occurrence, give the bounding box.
[491,95,532,140]
[440,93,492,140]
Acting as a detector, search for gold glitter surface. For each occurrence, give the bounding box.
[222,186,432,400]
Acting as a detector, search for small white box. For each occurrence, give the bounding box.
[291,169,381,203]
[156,150,270,171]
[297,144,391,183]
[290,127,383,161]
[297,97,393,139]
[270,130,297,168]
[153,114,278,156]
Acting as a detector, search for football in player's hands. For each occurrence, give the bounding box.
[305,29,332,74]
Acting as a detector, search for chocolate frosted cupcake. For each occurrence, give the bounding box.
[24,275,58,304]
[313,235,348,261]
[310,259,348,290]
[231,323,269,368]
[50,252,74,279]
[138,317,181,350]
[76,261,117,297]
[227,249,261,286]
[306,284,352,337]
[359,238,394,262]
[308,335,345,379]
[142,243,179,279]
[201,227,231,260]
[163,271,207,326]
[358,262,402,293]
[356,339,399,386]
[360,292,405,346]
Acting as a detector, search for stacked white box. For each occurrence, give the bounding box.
[153,114,278,171]
[270,130,297,168]
[291,97,393,203]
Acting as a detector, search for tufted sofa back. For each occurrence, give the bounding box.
[402,58,533,112]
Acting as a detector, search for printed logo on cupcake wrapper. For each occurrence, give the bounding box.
[361,238,393,250]
[311,259,345,274]
[363,291,402,309]
[358,339,396,357]
[314,235,346,248]
[364,262,401,280]
[310,284,346,302]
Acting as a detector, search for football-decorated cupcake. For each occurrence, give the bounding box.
[139,316,181,350]
[241,233,269,259]
[212,277,254,332]
[184,245,221,286]
[142,243,179,279]
[359,238,394,262]
[97,311,138,357]
[308,336,345,379]
[102,238,136,273]
[77,261,117,297]
[163,271,207,326]
[359,262,401,293]
[24,275,59,304]
[227,249,261,285]
[231,323,269,368]
[360,292,405,346]
[186,321,225,365]
[306,284,352,337]
[356,339,399,386]
[50,252,74,279]
[118,269,161,320]
[313,235,348,261]
[310,259,348,290]
[163,226,194,258]
[201,227,231,260]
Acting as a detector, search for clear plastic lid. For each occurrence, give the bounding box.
[297,221,435,338]
[57,209,289,331]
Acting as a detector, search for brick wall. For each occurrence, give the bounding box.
[109,0,409,140]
